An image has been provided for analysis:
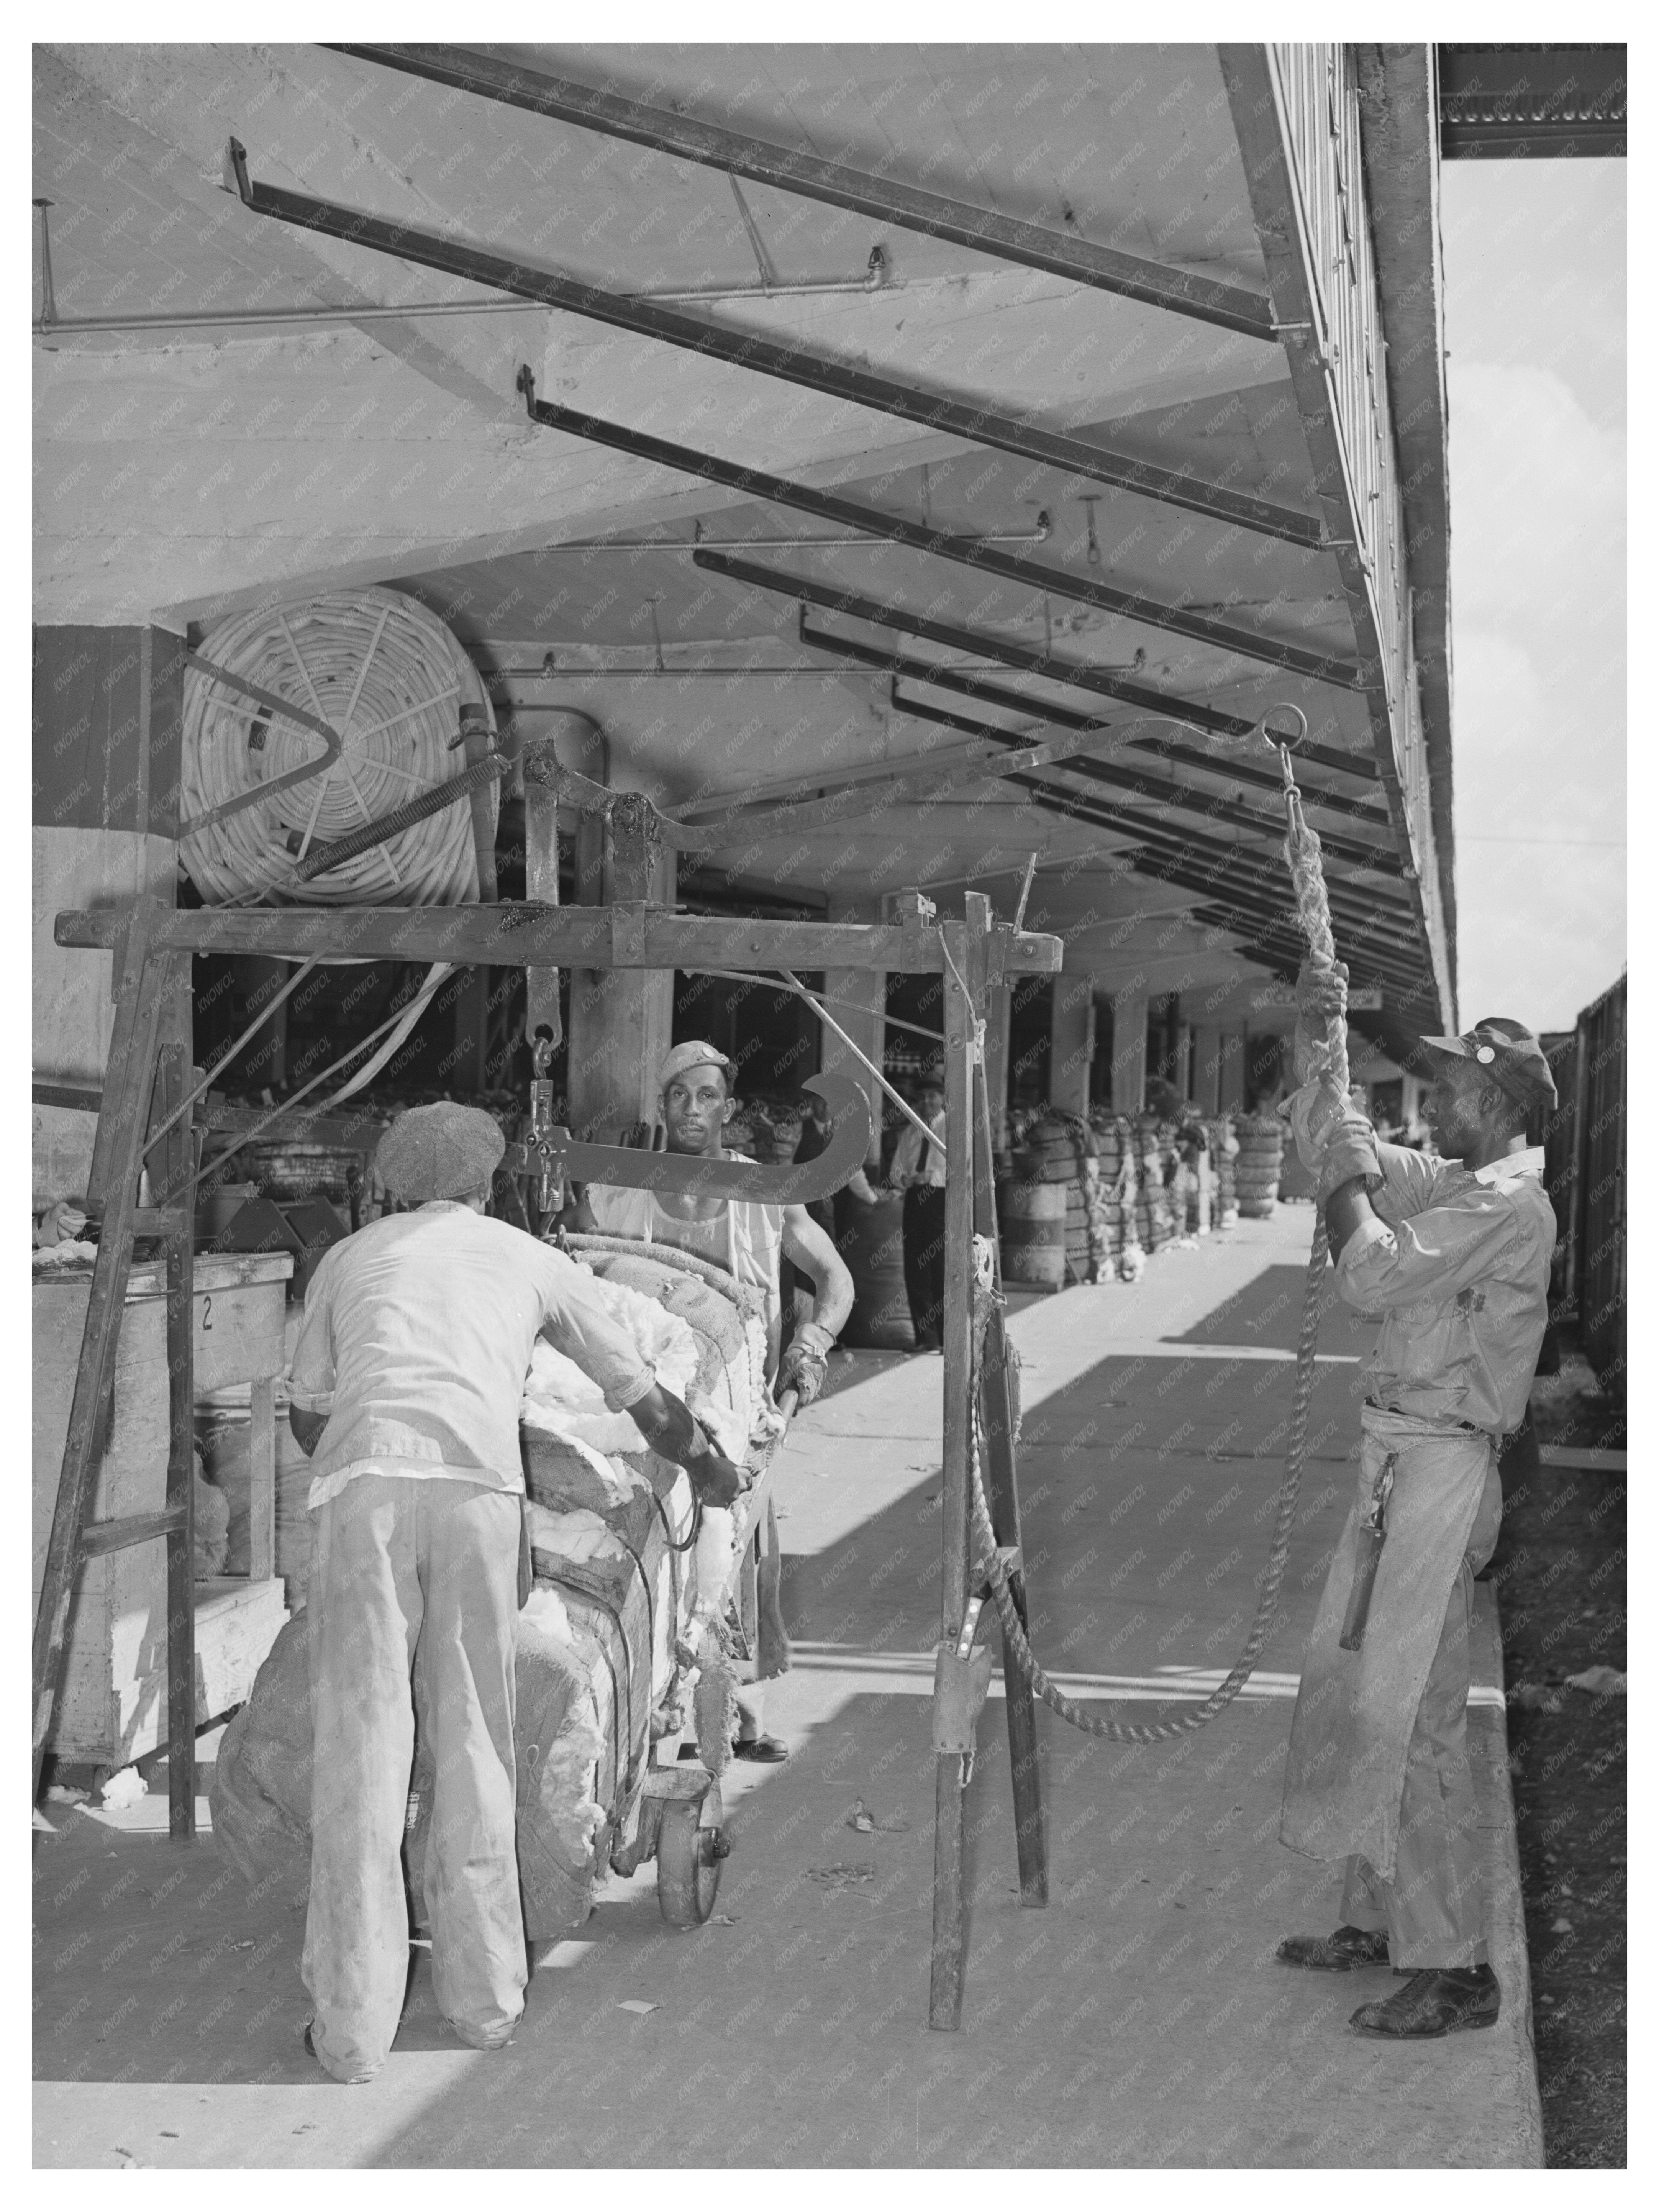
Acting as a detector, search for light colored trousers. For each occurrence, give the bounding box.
[302,1474,525,2082]
[1338,1555,1487,1968]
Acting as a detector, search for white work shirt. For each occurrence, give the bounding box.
[1336,1143,1554,1436]
[890,1110,948,1189]
[287,1202,656,1510]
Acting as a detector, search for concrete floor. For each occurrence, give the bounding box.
[33,1208,1543,2168]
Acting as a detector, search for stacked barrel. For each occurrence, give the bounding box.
[1206,1119,1240,1228]
[998,1110,1102,1289]
[1233,1112,1285,1218]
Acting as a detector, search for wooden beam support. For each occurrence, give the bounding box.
[56,903,1065,980]
[929,903,987,2031]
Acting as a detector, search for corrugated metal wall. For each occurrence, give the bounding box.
[1545,974,1626,1393]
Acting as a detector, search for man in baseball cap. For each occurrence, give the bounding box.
[1418,1019,1558,1125]
[1274,970,1557,2041]
[287,1101,743,2082]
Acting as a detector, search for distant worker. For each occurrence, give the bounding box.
[1276,967,1557,2040]
[575,1041,856,1761]
[887,1068,948,1353]
[287,1104,743,2084]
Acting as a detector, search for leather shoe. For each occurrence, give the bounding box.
[1349,1965,1500,2039]
[732,1734,789,1763]
[302,2020,377,2084]
[1276,1924,1392,1971]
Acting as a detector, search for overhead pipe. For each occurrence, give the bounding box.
[31,247,890,343]
[221,138,1325,550]
[330,44,1280,342]
[515,367,1362,687]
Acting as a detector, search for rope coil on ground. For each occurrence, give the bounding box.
[970,725,1348,1743]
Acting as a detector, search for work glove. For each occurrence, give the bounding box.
[1286,1081,1344,1171]
[1318,1108,1382,1196]
[1293,958,1348,1088]
[777,1322,835,1410]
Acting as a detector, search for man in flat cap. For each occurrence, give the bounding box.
[286,1102,745,2083]
[576,1041,856,1760]
[1275,967,1557,2040]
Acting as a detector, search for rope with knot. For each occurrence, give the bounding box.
[973,708,1351,1743]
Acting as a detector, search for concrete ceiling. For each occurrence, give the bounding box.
[32,40,1433,1012]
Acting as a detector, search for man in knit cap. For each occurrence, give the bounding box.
[287,1102,743,2083]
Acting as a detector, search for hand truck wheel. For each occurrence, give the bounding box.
[655,1778,727,1927]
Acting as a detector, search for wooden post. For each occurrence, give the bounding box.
[157,983,197,1840]
[525,737,562,1055]
[1049,969,1095,1117]
[929,897,991,2030]
[32,905,170,1799]
[566,800,676,1136]
[1193,1022,1224,1115]
[1110,985,1149,1114]
[1218,1022,1248,1114]
[973,1043,1048,1907]
[821,894,885,1168]
[982,974,1012,1153]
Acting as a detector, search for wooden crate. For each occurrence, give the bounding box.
[33,1250,293,1766]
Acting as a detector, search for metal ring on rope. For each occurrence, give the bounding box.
[1200,699,1309,759]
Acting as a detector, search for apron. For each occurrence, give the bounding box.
[1280,1404,1502,1881]
[585,1177,786,1379]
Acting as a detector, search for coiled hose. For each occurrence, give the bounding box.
[178,586,498,907]
[974,739,1350,1743]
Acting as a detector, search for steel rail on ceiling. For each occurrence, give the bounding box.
[892,705,1424,954]
[1188,905,1433,999]
[889,689,1403,876]
[797,621,1389,817]
[515,369,1364,689]
[1000,776,1426,987]
[956,731,1418,944]
[328,44,1280,342]
[221,139,1324,551]
[693,547,1367,763]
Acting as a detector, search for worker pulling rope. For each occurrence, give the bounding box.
[972,707,1352,1743]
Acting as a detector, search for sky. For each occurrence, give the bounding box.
[1439,158,1626,1033]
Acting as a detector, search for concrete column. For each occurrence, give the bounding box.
[1192,1023,1224,1115]
[565,809,676,1138]
[983,983,1013,1151]
[1049,969,1096,1117]
[823,894,885,1167]
[1110,987,1149,1114]
[1218,1023,1248,1114]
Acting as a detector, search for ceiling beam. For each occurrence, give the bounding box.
[515,369,1365,688]
[890,689,1403,876]
[797,619,1387,799]
[330,43,1280,340]
[695,547,1317,741]
[223,139,1325,550]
